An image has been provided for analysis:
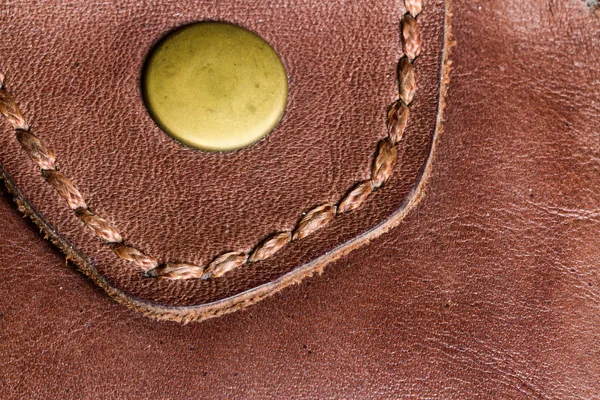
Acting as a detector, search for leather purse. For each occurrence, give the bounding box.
[1,0,599,397]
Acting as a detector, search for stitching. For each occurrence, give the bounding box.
[0,0,423,282]
[1,0,452,323]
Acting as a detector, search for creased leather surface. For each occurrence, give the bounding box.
[1,0,600,398]
[0,0,445,307]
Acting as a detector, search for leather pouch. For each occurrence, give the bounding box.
[0,0,450,322]
[1,0,600,398]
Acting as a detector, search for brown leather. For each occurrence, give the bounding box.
[0,0,447,319]
[1,0,600,397]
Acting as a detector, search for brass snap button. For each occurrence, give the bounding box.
[143,22,288,152]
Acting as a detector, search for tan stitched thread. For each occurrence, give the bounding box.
[372,138,398,189]
[146,262,204,280]
[0,0,423,281]
[202,251,249,279]
[387,100,410,144]
[292,203,338,241]
[338,180,374,214]
[399,57,416,105]
[75,208,124,243]
[110,243,158,271]
[404,0,422,17]
[41,170,88,210]
[402,14,423,61]
[249,231,292,263]
[15,129,56,170]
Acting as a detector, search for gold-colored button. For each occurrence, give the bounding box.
[143,22,288,151]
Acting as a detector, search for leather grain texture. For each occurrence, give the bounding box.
[0,0,447,318]
[1,0,600,398]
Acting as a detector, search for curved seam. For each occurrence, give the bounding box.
[0,0,452,322]
[0,2,423,281]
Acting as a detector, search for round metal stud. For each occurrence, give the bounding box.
[143,22,288,151]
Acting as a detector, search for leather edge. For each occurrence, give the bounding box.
[0,0,454,323]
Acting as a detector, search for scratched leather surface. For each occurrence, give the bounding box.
[0,0,445,306]
[1,0,600,398]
